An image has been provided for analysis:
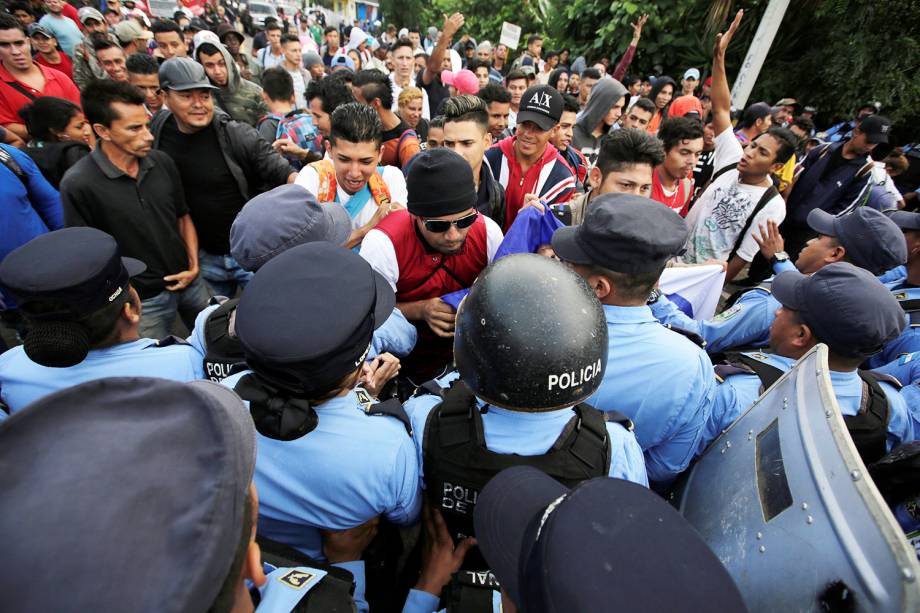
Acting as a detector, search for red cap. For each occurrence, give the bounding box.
[669,95,704,118]
[440,69,480,95]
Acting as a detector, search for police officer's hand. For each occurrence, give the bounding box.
[164,268,199,291]
[360,353,401,397]
[322,517,380,564]
[416,502,476,597]
[423,298,456,337]
[753,220,785,260]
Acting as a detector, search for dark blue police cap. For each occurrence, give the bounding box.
[0,377,256,612]
[807,208,907,274]
[772,262,905,358]
[474,466,747,612]
[886,210,920,231]
[235,242,395,394]
[552,193,687,273]
[0,227,145,315]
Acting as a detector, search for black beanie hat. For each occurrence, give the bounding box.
[407,148,476,217]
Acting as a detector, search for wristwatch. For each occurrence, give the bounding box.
[770,251,789,266]
[646,288,662,305]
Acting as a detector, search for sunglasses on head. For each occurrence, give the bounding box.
[423,212,478,233]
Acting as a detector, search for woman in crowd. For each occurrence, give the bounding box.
[397,86,428,143]
[647,75,676,134]
[18,97,92,189]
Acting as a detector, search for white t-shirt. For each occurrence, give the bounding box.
[294,164,409,230]
[360,218,504,291]
[389,73,430,121]
[286,67,308,109]
[682,127,785,263]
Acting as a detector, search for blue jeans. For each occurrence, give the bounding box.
[138,276,212,340]
[198,251,254,298]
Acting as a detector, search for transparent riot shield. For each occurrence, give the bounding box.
[674,344,920,612]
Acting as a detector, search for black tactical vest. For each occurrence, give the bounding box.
[203,299,247,382]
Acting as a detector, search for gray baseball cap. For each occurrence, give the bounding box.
[230,184,352,272]
[806,208,907,274]
[772,262,905,358]
[158,57,218,92]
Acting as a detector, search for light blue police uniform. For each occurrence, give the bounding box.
[704,352,918,455]
[401,586,503,613]
[588,304,716,483]
[404,372,649,487]
[649,260,795,354]
[0,338,205,415]
[189,303,418,359]
[878,265,908,285]
[255,562,366,613]
[864,283,920,369]
[220,371,422,560]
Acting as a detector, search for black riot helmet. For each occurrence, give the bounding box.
[454,254,608,411]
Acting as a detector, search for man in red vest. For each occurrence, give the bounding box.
[360,148,504,383]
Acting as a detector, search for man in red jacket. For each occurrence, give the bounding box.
[360,148,503,383]
[484,84,576,231]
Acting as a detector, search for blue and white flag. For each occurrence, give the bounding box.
[659,265,726,320]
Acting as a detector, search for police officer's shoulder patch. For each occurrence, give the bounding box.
[148,335,191,348]
[279,569,318,590]
[745,352,770,362]
[713,304,743,322]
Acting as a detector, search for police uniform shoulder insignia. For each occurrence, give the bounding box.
[278,569,319,590]
[745,352,770,362]
[151,335,191,348]
[895,292,907,300]
[714,304,743,322]
[354,387,374,410]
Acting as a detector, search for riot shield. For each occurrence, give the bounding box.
[675,344,920,612]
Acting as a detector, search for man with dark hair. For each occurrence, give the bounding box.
[734,101,772,144]
[353,68,421,169]
[71,9,113,88]
[151,19,187,60]
[476,82,510,143]
[126,52,163,115]
[306,72,355,140]
[426,114,444,149]
[390,37,429,119]
[578,67,602,109]
[321,24,340,67]
[360,148,503,383]
[682,11,797,282]
[442,94,504,224]
[512,33,542,72]
[196,40,267,127]
[552,93,588,190]
[257,67,320,167]
[484,84,576,230]
[652,116,703,216]
[619,96,655,130]
[93,38,128,82]
[278,34,310,109]
[504,69,527,129]
[0,14,79,141]
[466,57,490,90]
[151,57,296,297]
[564,128,664,225]
[256,21,284,68]
[62,79,210,339]
[296,102,406,244]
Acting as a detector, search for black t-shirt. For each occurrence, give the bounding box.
[158,117,248,256]
[423,74,450,120]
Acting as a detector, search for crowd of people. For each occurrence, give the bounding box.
[1,2,919,611]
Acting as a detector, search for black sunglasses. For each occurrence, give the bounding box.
[423,212,478,233]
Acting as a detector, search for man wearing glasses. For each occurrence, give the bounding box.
[361,148,503,384]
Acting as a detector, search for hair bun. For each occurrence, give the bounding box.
[23,321,91,367]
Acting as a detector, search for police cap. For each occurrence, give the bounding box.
[235,242,395,394]
[772,262,905,358]
[0,227,145,315]
[552,193,687,274]
[474,466,748,612]
[0,377,256,612]
[806,208,907,274]
[454,254,607,411]
[886,210,920,231]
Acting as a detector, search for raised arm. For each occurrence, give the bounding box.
[710,10,743,136]
[423,13,464,85]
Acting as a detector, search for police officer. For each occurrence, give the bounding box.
[0,227,204,414]
[705,263,919,464]
[402,254,647,610]
[218,241,422,611]
[650,206,908,355]
[187,183,417,382]
[472,466,747,612]
[551,193,715,483]
[865,210,920,369]
[0,377,372,612]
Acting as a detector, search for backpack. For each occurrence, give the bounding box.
[261,111,319,167]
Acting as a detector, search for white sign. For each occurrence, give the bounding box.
[499,21,521,50]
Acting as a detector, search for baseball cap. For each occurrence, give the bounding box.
[474,466,747,612]
[113,20,153,45]
[216,23,244,44]
[0,227,145,316]
[515,84,563,131]
[669,94,703,118]
[857,115,892,144]
[230,185,352,272]
[235,242,395,396]
[330,52,355,72]
[806,208,907,274]
[0,377,256,612]
[683,67,700,80]
[440,69,479,95]
[26,23,54,38]
[427,26,438,38]
[158,57,218,91]
[552,193,687,273]
[77,6,105,24]
[772,262,905,358]
[477,40,492,53]
[886,210,920,231]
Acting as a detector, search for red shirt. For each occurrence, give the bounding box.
[651,168,694,217]
[0,62,81,126]
[34,53,73,80]
[61,3,83,30]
